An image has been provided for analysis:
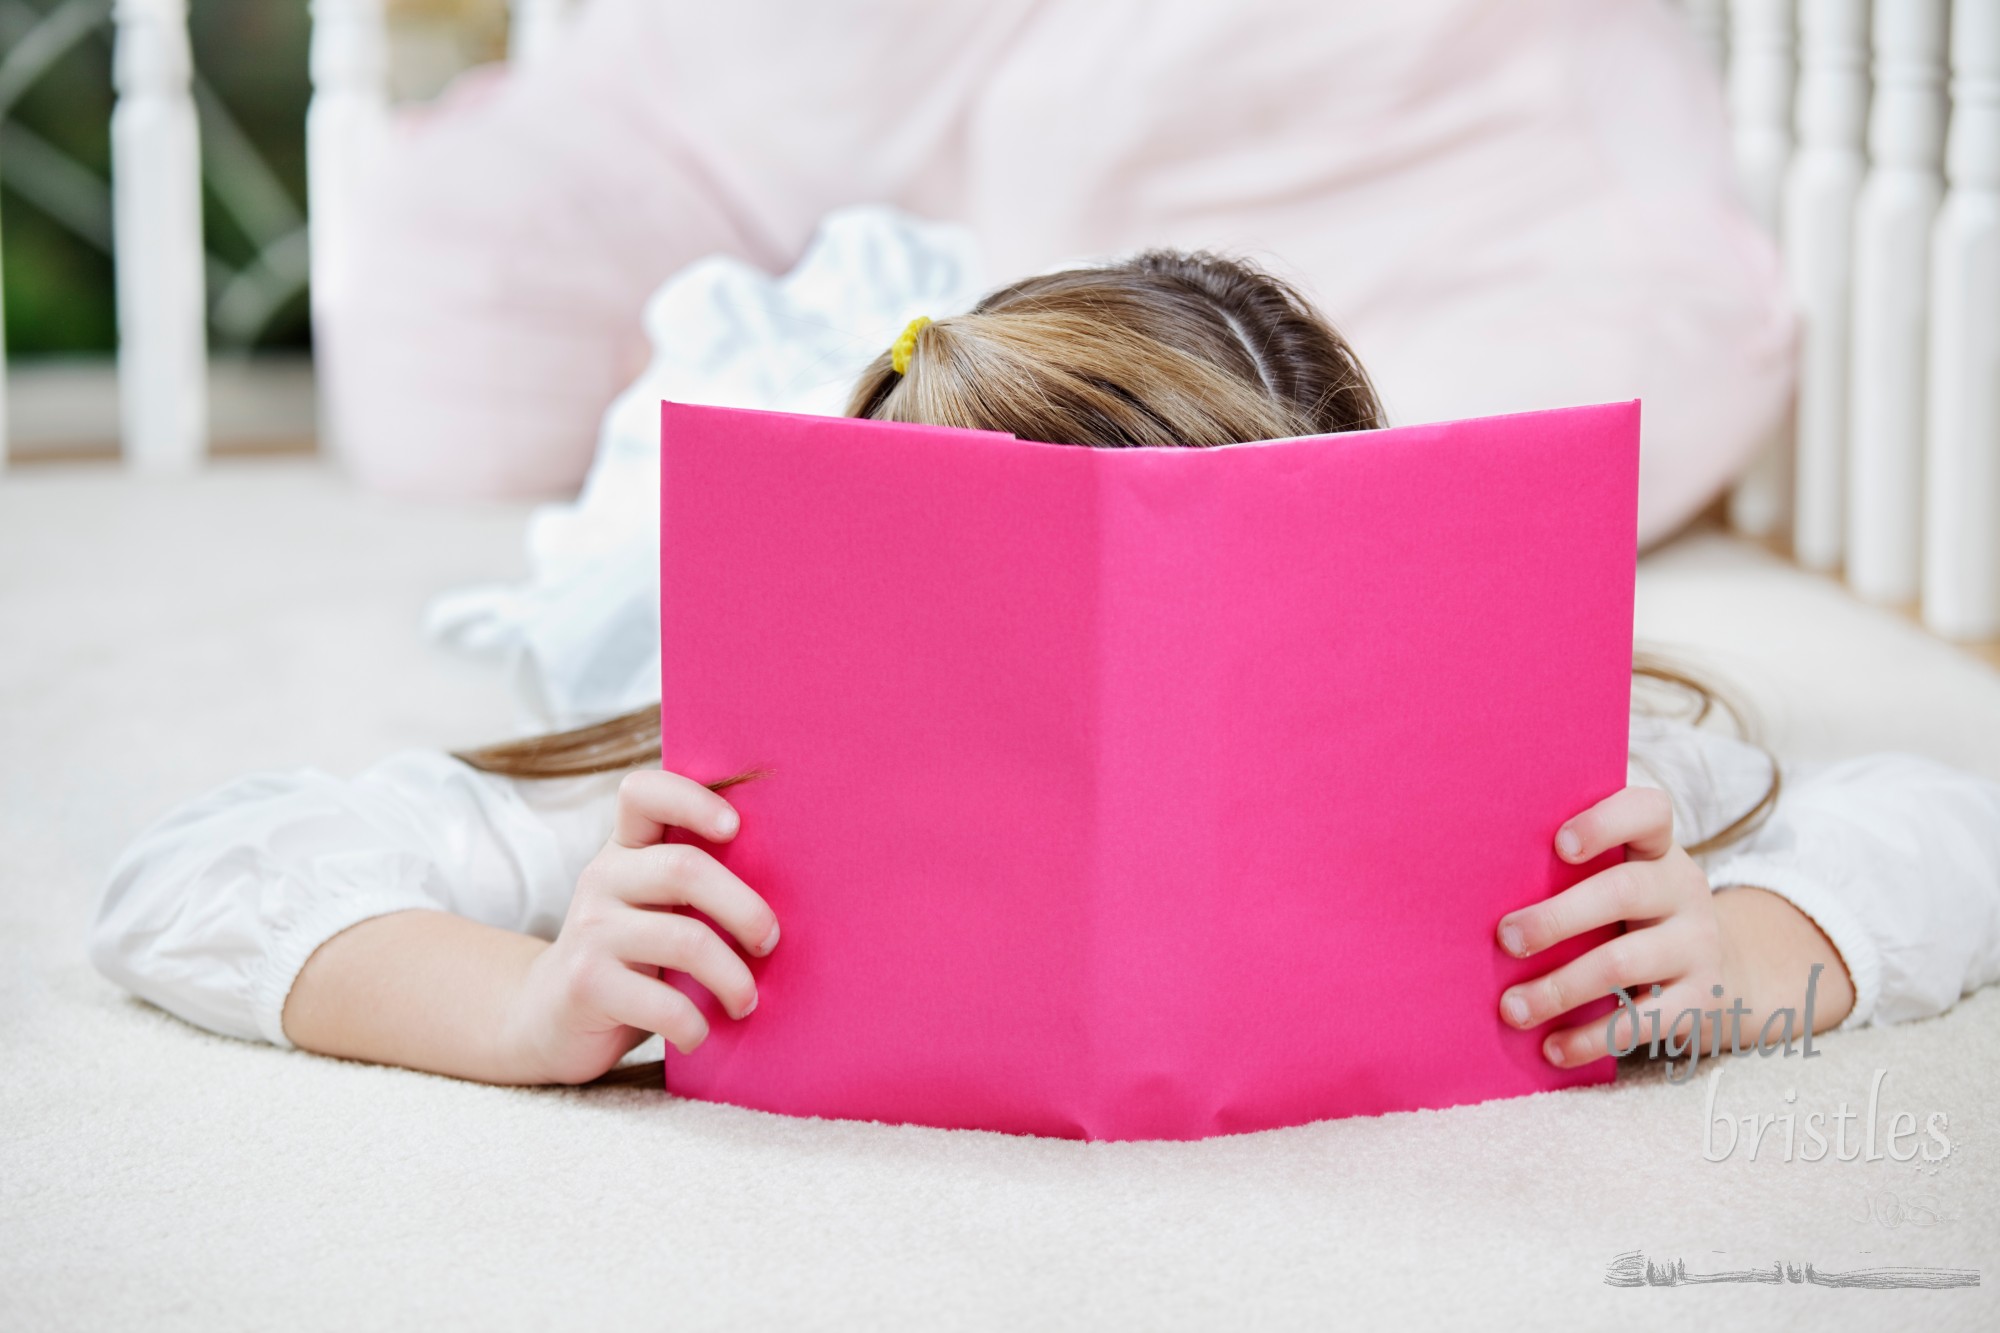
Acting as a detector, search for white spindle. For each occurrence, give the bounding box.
[1686,0,1730,74]
[111,0,207,473]
[1727,0,1798,539]
[1784,0,1871,572]
[1925,0,2000,640]
[1849,0,1950,603]
[508,0,570,67]
[307,0,388,453]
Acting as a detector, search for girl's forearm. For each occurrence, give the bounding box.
[279,892,1853,1083]
[1714,886,1856,1037]
[281,910,554,1084]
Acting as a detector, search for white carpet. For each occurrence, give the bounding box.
[3,458,1997,1331]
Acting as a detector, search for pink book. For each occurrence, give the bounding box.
[658,399,1638,1140]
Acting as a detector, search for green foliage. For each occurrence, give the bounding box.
[1,0,312,357]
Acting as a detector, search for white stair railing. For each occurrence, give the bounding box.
[1684,0,2000,647]
[508,0,573,67]
[1848,0,1950,605]
[1686,0,1730,71]
[1924,0,2000,640]
[1783,0,1869,574]
[109,0,207,473]
[305,0,388,457]
[1725,0,1798,539]
[4,0,579,472]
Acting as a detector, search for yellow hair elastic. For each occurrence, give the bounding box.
[889,316,932,375]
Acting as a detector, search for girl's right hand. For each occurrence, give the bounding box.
[503,769,780,1085]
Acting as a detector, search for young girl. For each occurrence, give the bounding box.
[92,253,2000,1090]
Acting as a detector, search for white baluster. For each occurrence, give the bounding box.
[1849,0,1950,603]
[1686,0,1730,74]
[111,0,207,473]
[1925,0,2000,640]
[509,0,571,67]
[1728,0,1798,539]
[307,0,388,456]
[1785,0,1871,572]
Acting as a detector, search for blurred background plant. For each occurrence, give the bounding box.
[1,0,503,450]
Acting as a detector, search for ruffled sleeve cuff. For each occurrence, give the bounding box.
[248,853,446,1049]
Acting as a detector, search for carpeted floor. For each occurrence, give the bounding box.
[3,457,1996,1330]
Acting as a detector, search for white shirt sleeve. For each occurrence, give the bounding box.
[1628,713,2000,1032]
[90,751,622,1049]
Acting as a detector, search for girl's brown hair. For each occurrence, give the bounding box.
[453,250,1778,857]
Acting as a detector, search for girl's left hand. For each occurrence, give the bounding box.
[1493,786,1723,1067]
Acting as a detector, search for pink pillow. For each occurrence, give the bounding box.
[318,0,1792,546]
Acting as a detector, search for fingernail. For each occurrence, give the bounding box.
[1555,827,1582,860]
[1544,1036,1566,1066]
[1498,921,1525,957]
[714,807,740,839]
[1502,992,1530,1026]
[740,992,757,1018]
[757,922,780,955]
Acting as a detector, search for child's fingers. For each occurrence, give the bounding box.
[594,965,712,1055]
[1499,921,1691,1030]
[1555,785,1675,864]
[1541,1009,1624,1068]
[610,909,759,1021]
[612,769,741,849]
[1496,861,1679,958]
[597,843,781,958]
[1540,980,1703,1068]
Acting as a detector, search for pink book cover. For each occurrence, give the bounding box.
[657,399,1638,1140]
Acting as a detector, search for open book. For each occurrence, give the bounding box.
[658,399,1639,1140]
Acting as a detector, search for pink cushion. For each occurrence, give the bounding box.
[318,0,1792,545]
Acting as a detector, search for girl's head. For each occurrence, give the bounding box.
[456,250,1776,858]
[846,251,1383,448]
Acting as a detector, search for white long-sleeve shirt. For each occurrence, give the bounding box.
[90,710,2000,1051]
